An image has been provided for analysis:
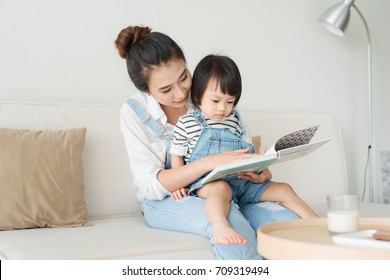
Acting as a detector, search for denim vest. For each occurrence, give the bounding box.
[126,98,172,169]
[188,108,254,164]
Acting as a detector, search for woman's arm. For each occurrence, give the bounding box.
[157,148,252,192]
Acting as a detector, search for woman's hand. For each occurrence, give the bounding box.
[237,168,272,183]
[171,187,189,200]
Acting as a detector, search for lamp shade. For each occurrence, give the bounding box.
[319,0,355,36]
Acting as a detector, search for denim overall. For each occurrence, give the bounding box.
[187,108,271,204]
[125,98,298,260]
[126,98,172,169]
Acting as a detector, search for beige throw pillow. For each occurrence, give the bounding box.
[0,128,89,230]
[252,135,261,154]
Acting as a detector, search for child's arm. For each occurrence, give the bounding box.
[171,154,185,169]
[170,118,188,169]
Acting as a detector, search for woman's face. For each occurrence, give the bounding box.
[147,59,192,108]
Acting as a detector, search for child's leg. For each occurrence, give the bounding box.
[196,181,248,245]
[260,182,318,218]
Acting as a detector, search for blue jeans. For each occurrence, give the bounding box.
[142,196,298,260]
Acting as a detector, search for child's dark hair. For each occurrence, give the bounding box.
[115,26,186,93]
[191,54,242,107]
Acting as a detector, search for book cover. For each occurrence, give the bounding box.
[200,125,332,184]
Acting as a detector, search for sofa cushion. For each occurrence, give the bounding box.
[0,216,215,260]
[0,128,89,230]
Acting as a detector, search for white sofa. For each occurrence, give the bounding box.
[0,101,389,260]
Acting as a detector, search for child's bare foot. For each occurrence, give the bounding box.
[213,224,248,245]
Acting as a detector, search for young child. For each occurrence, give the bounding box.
[170,55,317,245]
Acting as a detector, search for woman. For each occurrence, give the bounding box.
[115,25,298,260]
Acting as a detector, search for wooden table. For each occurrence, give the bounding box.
[257,217,390,259]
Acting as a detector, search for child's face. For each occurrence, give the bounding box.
[199,79,236,121]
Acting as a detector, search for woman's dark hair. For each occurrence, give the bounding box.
[191,54,242,107]
[115,26,186,92]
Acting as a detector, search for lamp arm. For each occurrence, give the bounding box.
[353,4,374,202]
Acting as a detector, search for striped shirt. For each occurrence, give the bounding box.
[170,110,245,163]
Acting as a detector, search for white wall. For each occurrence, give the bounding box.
[1,0,389,203]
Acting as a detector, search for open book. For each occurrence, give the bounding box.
[201,125,332,184]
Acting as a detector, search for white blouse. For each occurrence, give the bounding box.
[120,91,193,201]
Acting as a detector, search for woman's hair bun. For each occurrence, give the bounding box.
[115,26,152,59]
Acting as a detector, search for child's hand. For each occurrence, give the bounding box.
[238,168,272,183]
[171,188,189,200]
[207,148,255,169]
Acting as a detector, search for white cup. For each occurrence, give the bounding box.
[327,194,359,234]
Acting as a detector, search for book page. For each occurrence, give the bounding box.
[274,125,319,151]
